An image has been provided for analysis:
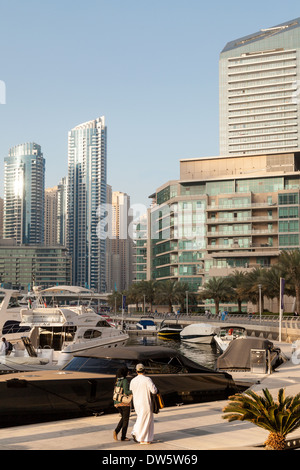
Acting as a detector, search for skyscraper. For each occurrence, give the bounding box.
[44,186,58,246]
[110,191,133,292]
[220,17,300,156]
[57,177,67,246]
[67,117,107,291]
[4,142,45,245]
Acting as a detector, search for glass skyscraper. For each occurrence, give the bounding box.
[220,17,300,156]
[67,117,107,292]
[4,142,45,245]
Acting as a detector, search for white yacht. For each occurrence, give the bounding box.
[136,316,157,331]
[180,323,216,344]
[214,326,247,353]
[0,289,31,341]
[0,287,128,372]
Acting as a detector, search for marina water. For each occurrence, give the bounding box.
[126,334,220,369]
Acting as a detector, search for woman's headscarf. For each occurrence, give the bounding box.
[116,367,129,378]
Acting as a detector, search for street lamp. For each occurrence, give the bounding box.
[143,294,146,315]
[258,284,262,323]
[186,291,189,316]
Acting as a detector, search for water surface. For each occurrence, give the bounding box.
[126,334,220,370]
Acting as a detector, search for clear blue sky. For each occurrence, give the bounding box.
[0,0,299,209]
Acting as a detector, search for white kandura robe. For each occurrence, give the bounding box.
[130,374,158,442]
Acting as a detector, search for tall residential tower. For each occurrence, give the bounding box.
[220,17,300,156]
[67,117,107,291]
[4,142,45,245]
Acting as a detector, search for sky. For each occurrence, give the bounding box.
[0,0,300,210]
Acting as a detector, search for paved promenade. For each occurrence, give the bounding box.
[0,341,299,451]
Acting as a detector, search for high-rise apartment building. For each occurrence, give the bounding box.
[133,213,147,282]
[109,191,133,292]
[67,117,107,291]
[45,186,58,246]
[0,197,3,239]
[57,177,67,246]
[220,17,300,156]
[149,151,300,312]
[4,143,45,245]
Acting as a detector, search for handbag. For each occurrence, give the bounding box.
[151,391,164,414]
[113,382,133,405]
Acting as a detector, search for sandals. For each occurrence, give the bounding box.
[121,437,130,441]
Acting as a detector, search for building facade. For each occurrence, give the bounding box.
[220,17,300,156]
[67,117,107,292]
[133,213,147,282]
[109,191,133,292]
[45,186,58,246]
[4,142,45,245]
[57,177,67,246]
[0,239,71,290]
[149,151,300,310]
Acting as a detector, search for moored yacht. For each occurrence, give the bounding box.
[180,323,216,344]
[0,291,128,372]
[157,320,183,339]
[214,326,247,353]
[0,346,241,427]
[0,289,31,341]
[136,316,157,331]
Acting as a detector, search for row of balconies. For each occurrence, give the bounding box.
[206,215,277,224]
[228,63,297,79]
[228,70,297,86]
[207,228,278,237]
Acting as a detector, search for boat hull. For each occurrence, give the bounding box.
[180,334,215,344]
[0,369,239,427]
[0,345,247,428]
[180,324,216,345]
[157,331,181,339]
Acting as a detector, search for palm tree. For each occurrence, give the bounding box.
[135,280,157,312]
[107,290,122,313]
[154,280,184,313]
[223,388,300,450]
[127,283,143,311]
[260,266,282,312]
[198,277,234,314]
[277,249,300,313]
[237,267,265,308]
[228,270,247,313]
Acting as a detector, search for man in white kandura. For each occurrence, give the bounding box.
[130,363,157,445]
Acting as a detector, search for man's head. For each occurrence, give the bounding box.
[136,363,145,374]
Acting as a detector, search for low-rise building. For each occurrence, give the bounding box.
[0,239,72,290]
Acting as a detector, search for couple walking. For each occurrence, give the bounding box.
[113,363,157,445]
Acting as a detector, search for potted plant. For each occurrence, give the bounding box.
[222,388,300,450]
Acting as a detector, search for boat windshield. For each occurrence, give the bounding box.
[63,355,189,374]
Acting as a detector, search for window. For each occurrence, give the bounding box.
[279,207,299,218]
[279,234,299,246]
[83,329,102,339]
[279,220,299,232]
[278,193,299,205]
